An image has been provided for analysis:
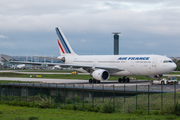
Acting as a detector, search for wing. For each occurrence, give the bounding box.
[34,56,63,61]
[10,61,124,73]
[10,61,60,66]
[34,56,65,62]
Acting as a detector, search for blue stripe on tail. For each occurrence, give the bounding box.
[55,28,71,53]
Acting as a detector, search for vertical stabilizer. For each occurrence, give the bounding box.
[55,27,77,56]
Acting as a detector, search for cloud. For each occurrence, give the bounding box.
[0,0,180,56]
[81,40,86,42]
[0,35,8,39]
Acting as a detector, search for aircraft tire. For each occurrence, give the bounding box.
[89,79,92,83]
[93,79,96,83]
[127,78,130,83]
[118,78,122,83]
[97,80,100,83]
[123,76,126,83]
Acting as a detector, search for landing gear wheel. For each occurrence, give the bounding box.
[127,78,130,83]
[123,76,126,83]
[89,79,92,83]
[118,78,122,83]
[93,79,96,83]
[97,80,100,83]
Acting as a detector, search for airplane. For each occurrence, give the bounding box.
[0,61,3,66]
[11,27,177,83]
[52,65,61,70]
[16,64,26,69]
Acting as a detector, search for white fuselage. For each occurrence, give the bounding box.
[16,64,26,69]
[63,54,176,76]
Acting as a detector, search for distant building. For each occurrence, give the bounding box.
[0,54,14,62]
[0,54,15,69]
[0,54,63,69]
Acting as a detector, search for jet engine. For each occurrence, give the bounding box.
[146,75,163,79]
[57,56,65,62]
[91,69,110,81]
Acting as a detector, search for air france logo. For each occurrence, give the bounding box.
[118,57,150,60]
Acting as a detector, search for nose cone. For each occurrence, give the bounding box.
[171,63,177,71]
[160,62,177,74]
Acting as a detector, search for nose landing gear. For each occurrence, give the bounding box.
[118,76,130,83]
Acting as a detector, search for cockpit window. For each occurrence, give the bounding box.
[163,60,173,63]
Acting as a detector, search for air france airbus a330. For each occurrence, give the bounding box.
[12,27,177,83]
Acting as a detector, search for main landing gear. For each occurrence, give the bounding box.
[89,78,100,83]
[118,76,130,83]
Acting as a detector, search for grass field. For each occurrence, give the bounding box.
[0,80,40,84]
[0,104,179,120]
[22,70,83,73]
[0,69,82,73]
[1,72,179,80]
[0,69,180,81]
[0,70,180,119]
[0,72,155,80]
[1,69,180,80]
[167,72,180,75]
[0,86,180,116]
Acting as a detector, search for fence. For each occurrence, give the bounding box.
[0,83,179,114]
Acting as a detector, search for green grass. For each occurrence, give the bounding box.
[20,69,83,73]
[167,72,180,75]
[0,72,154,80]
[1,69,180,80]
[0,80,40,84]
[0,73,25,77]
[0,72,173,81]
[0,104,179,120]
[0,72,177,81]
[0,69,82,73]
[1,89,180,114]
[0,72,90,79]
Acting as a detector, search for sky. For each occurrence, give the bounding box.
[0,0,180,57]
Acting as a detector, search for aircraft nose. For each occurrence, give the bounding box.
[171,63,177,71]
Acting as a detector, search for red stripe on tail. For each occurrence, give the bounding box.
[57,39,65,54]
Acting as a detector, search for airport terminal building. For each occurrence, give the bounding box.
[0,54,61,69]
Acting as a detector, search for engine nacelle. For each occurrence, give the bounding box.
[91,69,110,81]
[146,75,163,79]
[57,56,65,62]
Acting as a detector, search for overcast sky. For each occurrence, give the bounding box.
[0,0,180,57]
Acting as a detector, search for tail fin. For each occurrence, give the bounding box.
[55,27,77,56]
